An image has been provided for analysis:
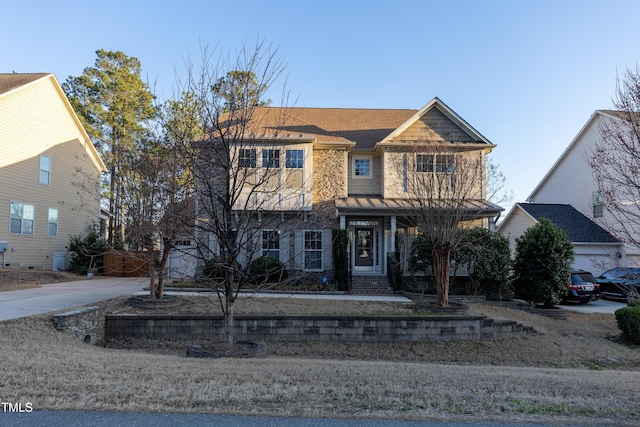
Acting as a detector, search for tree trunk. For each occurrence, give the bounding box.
[156,243,171,300]
[224,268,235,344]
[148,256,157,299]
[432,246,451,306]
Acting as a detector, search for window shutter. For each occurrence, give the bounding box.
[322,229,332,271]
[280,232,290,265]
[294,230,304,270]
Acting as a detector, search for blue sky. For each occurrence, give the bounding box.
[3,0,640,212]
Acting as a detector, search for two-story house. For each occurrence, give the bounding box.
[0,73,106,270]
[498,110,634,276]
[175,98,502,291]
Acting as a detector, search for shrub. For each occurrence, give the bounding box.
[615,306,640,344]
[512,218,574,308]
[248,256,288,284]
[67,232,107,275]
[332,229,349,291]
[202,256,241,284]
[628,299,640,307]
[455,228,512,298]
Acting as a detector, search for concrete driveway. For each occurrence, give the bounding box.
[0,277,148,321]
[560,298,627,314]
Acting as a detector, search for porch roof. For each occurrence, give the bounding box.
[335,196,503,218]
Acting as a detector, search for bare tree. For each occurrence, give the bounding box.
[589,66,640,248]
[167,40,307,343]
[486,156,514,206]
[393,147,496,306]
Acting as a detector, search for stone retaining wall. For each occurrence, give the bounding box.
[105,313,532,343]
[52,306,106,344]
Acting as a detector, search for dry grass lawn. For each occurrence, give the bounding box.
[0,286,639,425]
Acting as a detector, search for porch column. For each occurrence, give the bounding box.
[340,215,346,229]
[390,215,397,253]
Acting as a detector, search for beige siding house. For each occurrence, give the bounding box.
[0,73,105,270]
[183,98,502,291]
[498,110,636,276]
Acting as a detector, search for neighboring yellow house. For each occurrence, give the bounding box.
[0,73,106,270]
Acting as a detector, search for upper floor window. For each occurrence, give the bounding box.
[48,208,58,237]
[286,150,304,168]
[262,149,280,168]
[352,156,372,179]
[239,148,257,168]
[416,154,454,173]
[10,202,34,235]
[416,154,431,172]
[593,191,603,218]
[40,155,51,185]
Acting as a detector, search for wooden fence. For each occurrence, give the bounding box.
[103,250,155,277]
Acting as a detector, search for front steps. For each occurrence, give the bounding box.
[349,274,394,295]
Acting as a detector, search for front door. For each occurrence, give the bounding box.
[354,227,374,269]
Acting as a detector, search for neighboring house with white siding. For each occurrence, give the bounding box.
[498,203,621,275]
[0,73,106,270]
[498,110,638,275]
[178,98,502,292]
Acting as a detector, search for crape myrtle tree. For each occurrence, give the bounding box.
[124,126,193,299]
[63,49,157,248]
[588,66,640,248]
[409,227,511,298]
[166,41,302,344]
[512,218,574,308]
[399,146,491,306]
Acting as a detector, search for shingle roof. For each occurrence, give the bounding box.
[517,203,619,243]
[252,107,417,150]
[0,73,49,96]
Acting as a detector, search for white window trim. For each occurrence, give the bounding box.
[47,207,58,238]
[261,229,281,261]
[39,155,51,186]
[303,229,323,271]
[352,155,373,179]
[10,201,35,235]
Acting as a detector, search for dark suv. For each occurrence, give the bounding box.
[596,267,640,302]
[564,270,601,304]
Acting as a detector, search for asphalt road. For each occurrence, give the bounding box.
[0,411,597,427]
[0,277,148,321]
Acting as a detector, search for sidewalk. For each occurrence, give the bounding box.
[0,276,148,321]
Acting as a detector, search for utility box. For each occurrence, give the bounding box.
[0,242,7,253]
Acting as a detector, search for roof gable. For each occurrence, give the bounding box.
[526,110,625,201]
[0,73,50,97]
[245,98,492,151]
[379,97,494,148]
[0,73,106,172]
[516,203,619,243]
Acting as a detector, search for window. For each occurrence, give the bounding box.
[352,156,372,179]
[47,208,58,237]
[239,148,257,168]
[416,154,431,172]
[435,155,454,173]
[262,230,280,260]
[10,202,34,235]
[262,149,280,168]
[304,230,323,270]
[40,155,51,185]
[285,149,304,188]
[286,150,304,168]
[416,154,454,173]
[593,191,604,218]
